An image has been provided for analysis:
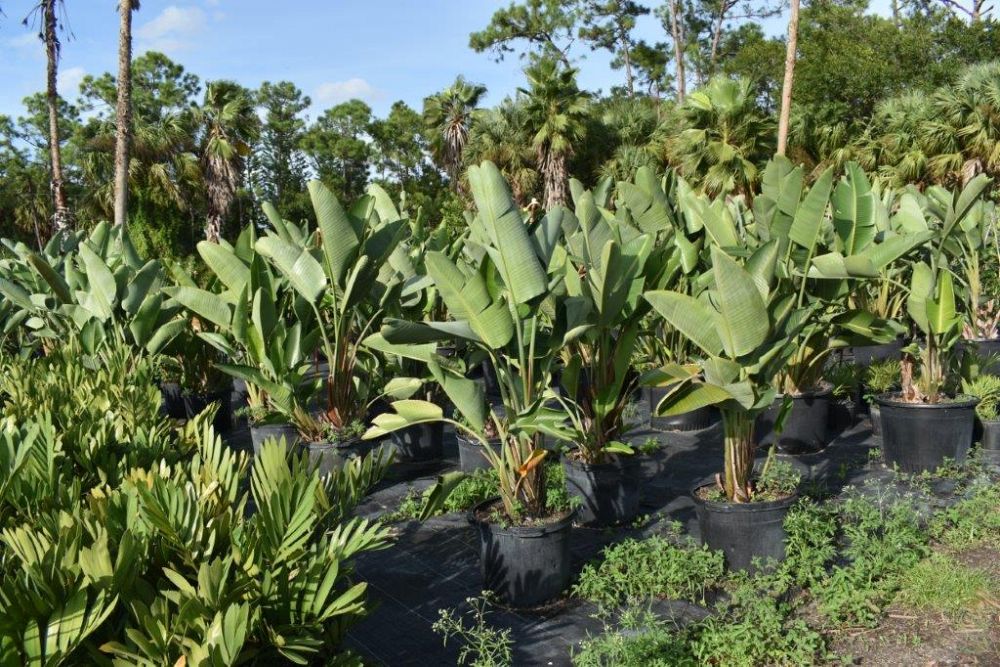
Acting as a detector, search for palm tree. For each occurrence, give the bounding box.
[114,0,139,228]
[862,92,955,188]
[932,62,1000,184]
[197,81,259,242]
[25,0,72,233]
[464,99,540,206]
[422,77,487,189]
[519,58,590,208]
[661,76,774,197]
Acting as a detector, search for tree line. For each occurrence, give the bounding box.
[2,0,1000,260]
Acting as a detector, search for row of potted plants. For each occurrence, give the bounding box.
[0,156,996,608]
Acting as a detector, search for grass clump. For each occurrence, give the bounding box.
[895,552,997,621]
[930,480,1000,548]
[574,528,725,607]
[963,373,1000,421]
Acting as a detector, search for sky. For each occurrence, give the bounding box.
[0,0,893,122]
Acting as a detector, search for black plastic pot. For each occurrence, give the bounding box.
[876,394,979,474]
[646,387,717,431]
[159,382,186,419]
[756,386,832,455]
[304,438,372,476]
[693,485,798,572]
[976,418,1000,450]
[828,396,858,433]
[562,454,643,526]
[852,339,903,366]
[471,499,575,607]
[249,422,300,455]
[182,389,232,433]
[390,422,444,462]
[457,435,502,473]
[869,403,882,438]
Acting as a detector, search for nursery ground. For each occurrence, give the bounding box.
[223,403,999,667]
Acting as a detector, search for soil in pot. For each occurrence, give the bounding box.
[471,499,575,607]
[876,394,979,474]
[646,386,717,431]
[249,421,301,455]
[693,485,798,572]
[183,389,233,433]
[390,422,444,462]
[756,385,832,455]
[457,435,503,473]
[562,453,643,526]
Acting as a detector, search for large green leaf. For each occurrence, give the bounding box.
[788,167,833,254]
[256,236,327,303]
[197,241,251,294]
[643,290,723,357]
[168,286,232,328]
[468,162,548,303]
[711,246,769,358]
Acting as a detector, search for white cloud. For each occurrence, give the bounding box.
[314,78,382,106]
[136,6,207,54]
[58,66,86,97]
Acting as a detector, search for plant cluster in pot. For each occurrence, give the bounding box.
[952,192,1000,370]
[825,362,863,434]
[248,180,411,473]
[964,374,1000,470]
[751,161,926,456]
[644,243,809,571]
[553,183,659,526]
[861,358,900,438]
[877,176,992,473]
[367,163,578,607]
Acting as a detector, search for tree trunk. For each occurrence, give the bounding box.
[709,5,726,74]
[44,0,71,233]
[540,146,568,209]
[620,33,635,97]
[113,0,135,228]
[205,213,223,244]
[776,0,799,156]
[669,0,686,104]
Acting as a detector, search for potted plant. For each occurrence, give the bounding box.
[553,183,657,525]
[365,162,577,607]
[644,243,808,570]
[862,358,900,438]
[753,161,926,454]
[877,176,990,473]
[252,180,410,474]
[951,193,999,361]
[965,374,1000,463]
[826,361,863,433]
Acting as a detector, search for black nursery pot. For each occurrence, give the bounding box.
[869,402,883,438]
[562,454,643,526]
[828,395,859,433]
[390,422,444,462]
[876,394,979,474]
[646,386,717,431]
[756,386,832,455]
[693,486,798,572]
[304,438,373,476]
[159,382,186,419]
[457,435,503,473]
[182,389,232,433]
[979,419,1000,450]
[851,338,904,366]
[471,499,575,607]
[249,422,301,455]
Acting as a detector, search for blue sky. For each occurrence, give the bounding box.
[1,0,892,122]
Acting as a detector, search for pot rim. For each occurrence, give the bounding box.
[562,451,643,471]
[963,336,1000,343]
[468,497,575,537]
[875,393,980,409]
[305,436,364,450]
[690,483,799,512]
[456,433,503,447]
[775,381,833,400]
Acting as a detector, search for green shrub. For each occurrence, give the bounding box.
[573,530,725,607]
[0,343,393,665]
[863,359,901,401]
[433,593,513,667]
[930,480,1000,548]
[896,552,996,621]
[963,374,1000,421]
[573,608,697,667]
